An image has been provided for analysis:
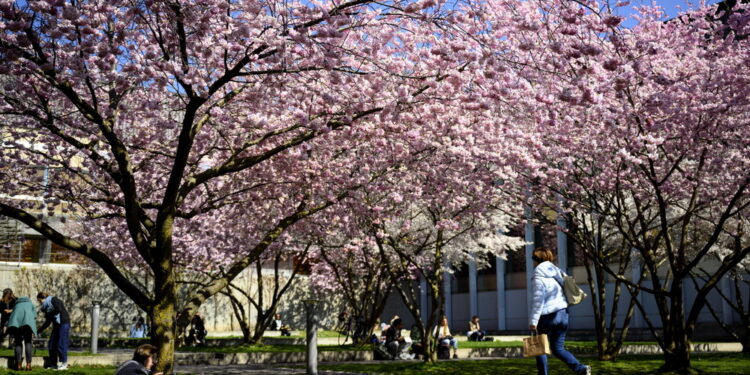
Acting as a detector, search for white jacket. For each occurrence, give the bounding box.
[529,261,568,326]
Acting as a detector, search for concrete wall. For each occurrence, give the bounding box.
[0,262,346,336]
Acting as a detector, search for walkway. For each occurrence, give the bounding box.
[175,364,365,375]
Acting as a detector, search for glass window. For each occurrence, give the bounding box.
[451,264,469,293]
[48,242,84,264]
[21,238,43,263]
[476,254,497,292]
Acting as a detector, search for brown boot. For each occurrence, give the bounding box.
[16,363,22,371]
[26,363,32,371]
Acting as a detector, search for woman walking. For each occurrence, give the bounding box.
[7,295,36,371]
[529,247,591,375]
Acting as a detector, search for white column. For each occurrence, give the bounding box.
[443,266,453,323]
[556,214,568,273]
[495,256,507,330]
[525,206,535,309]
[420,276,428,324]
[721,276,733,325]
[469,257,478,319]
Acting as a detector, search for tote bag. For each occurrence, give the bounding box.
[523,332,551,357]
[561,274,587,306]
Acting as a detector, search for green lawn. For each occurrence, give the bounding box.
[0,366,116,374]
[178,343,368,353]
[309,353,750,375]
[0,350,96,357]
[178,340,663,353]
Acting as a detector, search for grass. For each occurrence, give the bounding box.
[0,365,116,374]
[178,343,369,353]
[175,340,663,353]
[0,350,96,357]
[307,353,750,375]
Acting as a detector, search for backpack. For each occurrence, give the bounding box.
[373,343,393,360]
[437,343,451,359]
[557,269,587,306]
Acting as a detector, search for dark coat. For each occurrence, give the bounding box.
[39,296,70,332]
[114,360,152,375]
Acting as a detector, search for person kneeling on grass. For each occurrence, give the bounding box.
[114,344,164,375]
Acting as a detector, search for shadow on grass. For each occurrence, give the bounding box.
[308,353,750,375]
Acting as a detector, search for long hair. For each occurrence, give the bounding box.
[2,288,16,304]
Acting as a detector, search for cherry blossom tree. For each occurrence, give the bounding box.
[308,115,527,361]
[461,0,750,370]
[217,243,311,344]
[691,213,750,354]
[310,233,395,344]
[0,0,472,371]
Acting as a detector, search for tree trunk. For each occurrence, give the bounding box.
[151,265,177,375]
[660,344,691,373]
[742,322,750,355]
[249,308,275,344]
[424,334,438,362]
[660,280,692,373]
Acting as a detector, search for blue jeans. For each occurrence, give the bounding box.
[440,337,458,349]
[49,323,70,365]
[535,309,586,375]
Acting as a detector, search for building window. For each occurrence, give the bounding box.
[21,238,44,263]
[451,264,469,294]
[477,255,497,292]
[48,242,84,264]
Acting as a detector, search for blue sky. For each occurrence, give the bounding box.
[618,0,722,26]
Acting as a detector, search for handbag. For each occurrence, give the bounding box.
[562,275,587,305]
[523,331,551,357]
[557,268,587,306]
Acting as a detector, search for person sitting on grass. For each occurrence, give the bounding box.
[271,313,292,336]
[385,318,413,360]
[468,315,486,342]
[435,316,459,359]
[114,344,164,375]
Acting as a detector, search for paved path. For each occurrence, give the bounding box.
[175,364,366,375]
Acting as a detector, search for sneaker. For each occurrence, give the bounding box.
[56,363,69,371]
[578,365,591,375]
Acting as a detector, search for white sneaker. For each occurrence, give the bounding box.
[56,363,68,371]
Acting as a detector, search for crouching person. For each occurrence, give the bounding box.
[385,318,413,360]
[114,344,164,375]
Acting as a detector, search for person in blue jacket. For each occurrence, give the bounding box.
[528,247,590,375]
[37,292,70,371]
[7,295,36,371]
[130,317,149,338]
